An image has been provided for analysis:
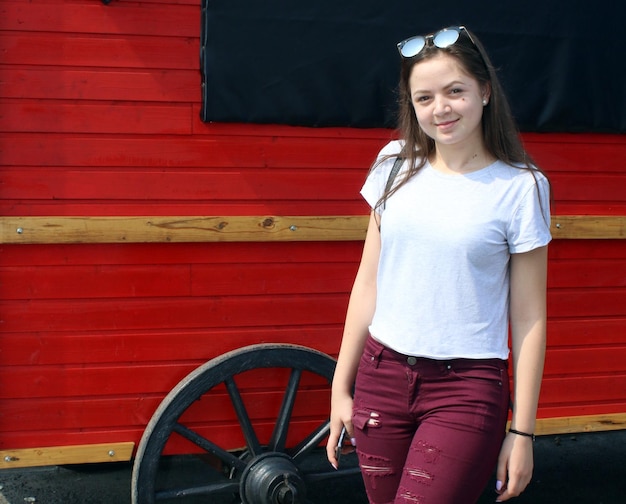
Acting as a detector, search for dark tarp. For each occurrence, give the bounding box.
[200,1,624,132]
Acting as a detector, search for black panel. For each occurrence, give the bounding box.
[200,1,625,132]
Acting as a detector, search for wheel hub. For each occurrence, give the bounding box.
[240,452,306,504]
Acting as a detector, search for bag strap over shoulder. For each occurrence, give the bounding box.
[383,157,404,210]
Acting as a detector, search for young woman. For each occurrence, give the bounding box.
[326,26,551,504]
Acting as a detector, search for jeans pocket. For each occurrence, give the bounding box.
[352,408,382,432]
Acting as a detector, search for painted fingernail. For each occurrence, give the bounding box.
[496,480,503,492]
[331,462,338,470]
[350,437,357,446]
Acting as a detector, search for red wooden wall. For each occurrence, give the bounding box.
[0,0,625,455]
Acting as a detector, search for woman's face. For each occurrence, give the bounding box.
[409,52,489,149]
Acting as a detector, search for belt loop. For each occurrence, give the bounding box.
[368,335,384,368]
[373,344,384,369]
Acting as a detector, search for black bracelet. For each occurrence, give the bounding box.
[509,428,536,441]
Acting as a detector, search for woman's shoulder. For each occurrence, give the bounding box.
[377,139,404,159]
[492,161,549,186]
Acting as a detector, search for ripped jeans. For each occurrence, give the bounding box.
[352,335,510,504]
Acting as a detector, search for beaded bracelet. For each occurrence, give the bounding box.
[509,428,536,441]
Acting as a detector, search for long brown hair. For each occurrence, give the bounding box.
[375,26,545,211]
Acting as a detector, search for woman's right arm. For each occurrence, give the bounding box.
[326,210,381,468]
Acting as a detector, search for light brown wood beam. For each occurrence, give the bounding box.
[0,215,623,244]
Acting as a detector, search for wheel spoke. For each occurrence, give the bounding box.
[269,368,302,452]
[225,377,262,456]
[290,420,330,463]
[155,480,239,500]
[172,423,247,472]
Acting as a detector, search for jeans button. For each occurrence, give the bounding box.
[407,356,417,365]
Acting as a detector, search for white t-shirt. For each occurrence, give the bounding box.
[361,140,552,360]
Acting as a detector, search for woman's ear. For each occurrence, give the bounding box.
[482,83,492,106]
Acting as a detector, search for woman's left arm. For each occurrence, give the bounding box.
[496,245,548,502]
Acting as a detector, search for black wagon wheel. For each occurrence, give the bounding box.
[131,344,360,504]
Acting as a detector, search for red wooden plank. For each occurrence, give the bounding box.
[0,100,193,135]
[547,319,626,347]
[0,363,198,400]
[0,294,349,333]
[540,375,626,407]
[0,167,365,201]
[0,68,199,102]
[547,288,626,318]
[548,259,626,288]
[544,347,626,376]
[0,262,356,299]
[523,134,626,173]
[0,32,199,70]
[0,264,192,299]
[0,327,343,366]
[0,200,370,217]
[0,242,363,267]
[549,173,626,202]
[0,396,162,432]
[0,0,199,37]
[523,132,626,145]
[190,263,355,296]
[549,240,626,260]
[0,134,381,169]
[553,203,626,216]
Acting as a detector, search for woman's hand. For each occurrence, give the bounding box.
[494,432,534,501]
[326,391,355,469]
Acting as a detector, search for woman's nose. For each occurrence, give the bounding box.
[432,95,451,115]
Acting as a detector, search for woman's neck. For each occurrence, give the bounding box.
[430,143,495,175]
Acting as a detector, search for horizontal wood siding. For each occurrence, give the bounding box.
[0,0,625,458]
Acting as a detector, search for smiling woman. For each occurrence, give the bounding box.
[327,25,552,504]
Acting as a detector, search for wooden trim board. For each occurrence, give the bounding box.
[0,442,134,469]
[0,215,623,244]
[534,413,626,436]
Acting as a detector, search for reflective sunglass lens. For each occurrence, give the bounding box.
[399,36,426,58]
[432,29,461,49]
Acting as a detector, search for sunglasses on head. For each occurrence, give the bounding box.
[397,26,476,59]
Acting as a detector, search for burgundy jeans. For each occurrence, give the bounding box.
[352,335,510,504]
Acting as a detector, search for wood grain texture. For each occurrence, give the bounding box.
[0,215,624,244]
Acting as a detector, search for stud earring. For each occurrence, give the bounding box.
[482,99,488,106]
